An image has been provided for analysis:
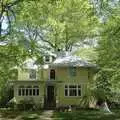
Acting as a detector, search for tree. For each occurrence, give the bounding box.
[0,0,25,39]
[95,2,120,109]
[0,0,99,106]
[78,1,120,111]
[16,0,98,52]
[44,0,98,51]
[74,47,97,61]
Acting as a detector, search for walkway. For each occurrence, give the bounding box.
[39,110,54,120]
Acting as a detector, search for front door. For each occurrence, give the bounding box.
[46,86,56,108]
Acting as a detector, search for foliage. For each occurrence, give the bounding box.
[0,84,13,108]
[95,1,120,105]
[95,69,113,101]
[16,98,42,111]
[16,0,99,51]
[80,69,116,108]
[79,90,96,108]
[0,0,25,38]
[0,0,99,100]
[53,109,120,120]
[16,98,35,111]
[74,48,97,61]
[97,15,120,87]
[0,40,30,95]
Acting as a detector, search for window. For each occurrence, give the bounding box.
[18,86,25,96]
[78,85,81,96]
[50,69,55,80]
[69,67,76,76]
[64,85,81,97]
[18,85,39,96]
[45,56,50,62]
[65,85,68,96]
[29,69,36,79]
[69,85,77,96]
[29,87,32,96]
[26,86,32,96]
[26,87,29,96]
[33,86,39,96]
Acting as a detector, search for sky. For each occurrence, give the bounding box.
[2,18,8,30]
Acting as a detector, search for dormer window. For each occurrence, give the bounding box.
[29,69,36,79]
[45,56,50,62]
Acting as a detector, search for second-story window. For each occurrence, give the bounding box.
[50,69,55,80]
[29,69,36,79]
[69,67,76,76]
[45,56,50,62]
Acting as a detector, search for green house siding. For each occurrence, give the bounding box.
[12,65,94,108]
[54,67,88,82]
[47,67,91,107]
[56,83,87,106]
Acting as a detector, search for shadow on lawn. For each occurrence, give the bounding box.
[53,109,120,120]
[0,110,42,120]
[0,110,21,119]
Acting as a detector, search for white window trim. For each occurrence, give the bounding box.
[18,86,39,96]
[64,84,83,97]
[44,56,52,63]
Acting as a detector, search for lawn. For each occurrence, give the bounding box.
[0,109,42,120]
[53,109,120,120]
[0,109,120,120]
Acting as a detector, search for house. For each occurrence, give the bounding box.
[11,52,96,109]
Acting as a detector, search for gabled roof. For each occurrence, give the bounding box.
[51,55,95,68]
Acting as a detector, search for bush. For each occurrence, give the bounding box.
[108,101,120,109]
[0,84,14,108]
[7,101,16,109]
[33,103,42,110]
[16,98,35,111]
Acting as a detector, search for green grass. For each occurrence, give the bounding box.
[0,110,42,120]
[53,109,120,120]
[21,111,42,120]
[0,110,22,119]
[1,109,120,120]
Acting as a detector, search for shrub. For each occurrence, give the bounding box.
[16,98,35,111]
[0,84,14,108]
[33,103,42,110]
[7,101,16,109]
